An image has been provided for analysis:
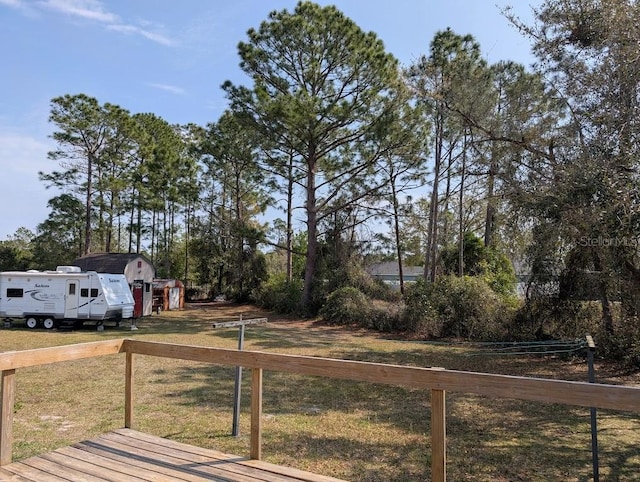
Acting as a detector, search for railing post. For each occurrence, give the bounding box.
[431,388,446,482]
[250,367,263,460]
[125,352,134,429]
[1,369,16,466]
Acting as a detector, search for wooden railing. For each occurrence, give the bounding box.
[1,339,640,481]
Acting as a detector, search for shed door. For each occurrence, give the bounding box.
[64,281,79,319]
[132,281,143,318]
[169,287,180,310]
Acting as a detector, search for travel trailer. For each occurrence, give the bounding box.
[0,266,135,329]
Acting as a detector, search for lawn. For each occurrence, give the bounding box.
[2,302,639,481]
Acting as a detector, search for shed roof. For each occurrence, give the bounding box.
[72,253,154,274]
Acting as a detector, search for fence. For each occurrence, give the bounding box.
[1,339,639,481]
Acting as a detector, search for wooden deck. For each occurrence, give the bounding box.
[0,428,346,482]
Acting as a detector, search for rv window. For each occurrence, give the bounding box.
[81,288,88,297]
[145,283,150,292]
[91,288,98,297]
[69,284,76,295]
[6,288,23,298]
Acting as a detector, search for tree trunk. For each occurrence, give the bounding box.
[184,202,190,284]
[424,110,443,282]
[286,171,294,282]
[484,149,497,248]
[84,153,93,254]
[136,193,142,254]
[128,189,136,253]
[150,210,156,263]
[301,156,317,312]
[391,177,405,294]
[593,250,614,334]
[458,132,467,277]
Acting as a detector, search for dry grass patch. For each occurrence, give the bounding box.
[1,301,639,481]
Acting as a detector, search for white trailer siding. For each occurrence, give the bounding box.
[99,273,135,320]
[0,269,135,327]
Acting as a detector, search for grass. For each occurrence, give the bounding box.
[1,302,639,481]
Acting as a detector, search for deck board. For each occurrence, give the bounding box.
[0,429,348,482]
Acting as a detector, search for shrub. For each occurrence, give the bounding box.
[366,299,403,332]
[401,278,440,336]
[441,233,517,296]
[252,275,303,314]
[402,275,514,340]
[320,286,371,326]
[510,297,600,341]
[325,259,399,302]
[598,316,640,368]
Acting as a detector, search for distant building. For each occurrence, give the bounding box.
[72,253,155,317]
[366,261,423,289]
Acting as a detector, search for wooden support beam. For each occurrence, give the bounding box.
[431,388,446,482]
[0,369,16,466]
[125,352,134,429]
[251,367,263,460]
[0,340,124,371]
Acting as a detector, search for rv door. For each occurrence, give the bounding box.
[65,280,79,319]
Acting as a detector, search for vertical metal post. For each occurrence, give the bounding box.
[586,335,599,482]
[232,315,244,437]
[212,316,266,437]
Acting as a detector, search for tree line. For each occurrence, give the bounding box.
[2,0,640,360]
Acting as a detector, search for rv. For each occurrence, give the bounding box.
[0,266,135,329]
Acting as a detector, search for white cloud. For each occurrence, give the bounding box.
[107,24,176,47]
[0,0,22,7]
[5,0,178,47]
[148,83,187,96]
[38,0,119,23]
[0,0,39,16]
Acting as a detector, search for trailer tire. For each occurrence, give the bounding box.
[43,318,55,330]
[26,317,38,329]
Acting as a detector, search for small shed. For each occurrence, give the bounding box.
[152,279,185,313]
[72,253,155,317]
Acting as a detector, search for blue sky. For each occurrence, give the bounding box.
[0,0,542,240]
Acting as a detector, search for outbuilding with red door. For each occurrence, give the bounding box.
[72,253,156,317]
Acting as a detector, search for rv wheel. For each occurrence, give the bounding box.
[26,317,38,329]
[43,318,55,330]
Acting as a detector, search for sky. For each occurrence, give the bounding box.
[0,0,543,241]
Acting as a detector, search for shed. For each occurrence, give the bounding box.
[152,279,185,313]
[72,253,155,317]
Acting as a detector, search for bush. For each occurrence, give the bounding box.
[366,299,403,332]
[401,278,440,336]
[252,275,303,314]
[325,259,400,302]
[320,287,371,326]
[402,275,515,340]
[598,316,640,368]
[510,297,600,341]
[441,233,517,296]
